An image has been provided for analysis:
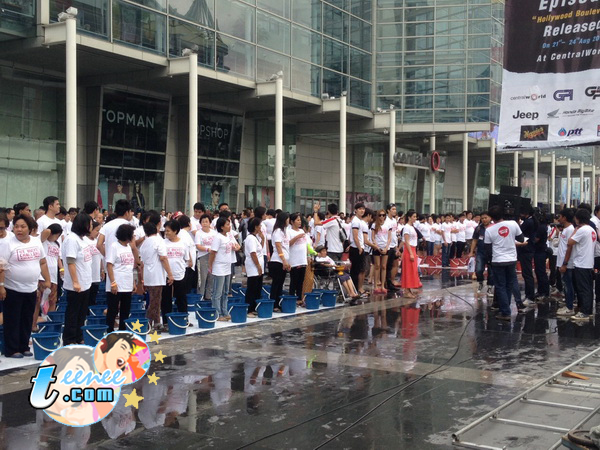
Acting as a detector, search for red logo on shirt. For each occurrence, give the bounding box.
[47,246,60,258]
[16,247,41,261]
[498,226,510,238]
[167,247,184,258]
[119,252,135,266]
[83,246,93,262]
[593,231,597,242]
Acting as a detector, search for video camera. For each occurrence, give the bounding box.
[488,186,531,221]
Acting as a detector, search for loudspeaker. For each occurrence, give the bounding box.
[488,193,523,220]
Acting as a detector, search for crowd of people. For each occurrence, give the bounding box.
[0,192,598,359]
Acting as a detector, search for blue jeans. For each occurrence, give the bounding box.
[492,263,517,316]
[562,268,574,310]
[442,244,450,267]
[212,274,231,317]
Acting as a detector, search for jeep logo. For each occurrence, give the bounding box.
[512,110,539,120]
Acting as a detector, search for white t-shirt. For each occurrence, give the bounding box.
[314,224,326,247]
[372,223,390,249]
[456,221,466,242]
[465,220,476,240]
[244,234,264,277]
[264,218,276,240]
[316,255,335,266]
[384,217,399,248]
[557,224,574,268]
[484,221,523,263]
[322,216,343,253]
[548,225,559,257]
[165,238,189,281]
[451,222,458,242]
[140,235,167,286]
[441,223,453,244]
[270,228,290,264]
[571,224,597,269]
[190,216,201,233]
[260,222,268,256]
[178,230,196,270]
[61,234,93,292]
[432,223,442,243]
[227,231,239,264]
[403,224,418,247]
[85,237,104,283]
[420,222,431,242]
[591,216,600,257]
[100,218,129,258]
[349,216,364,249]
[106,242,135,292]
[195,229,217,258]
[210,233,233,276]
[44,240,61,284]
[288,229,308,268]
[134,225,146,242]
[0,235,46,292]
[37,214,61,236]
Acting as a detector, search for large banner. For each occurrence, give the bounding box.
[498,0,600,151]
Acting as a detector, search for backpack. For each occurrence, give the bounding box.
[336,218,348,243]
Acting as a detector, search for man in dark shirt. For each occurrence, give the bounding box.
[517,206,536,301]
[469,212,494,296]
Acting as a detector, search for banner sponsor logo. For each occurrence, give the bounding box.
[597,125,600,137]
[512,110,540,120]
[553,89,574,101]
[585,86,600,99]
[547,109,560,118]
[520,125,549,141]
[558,127,583,137]
[510,93,547,101]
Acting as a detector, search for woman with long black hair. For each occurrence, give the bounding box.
[269,212,290,309]
[288,213,308,301]
[244,217,264,316]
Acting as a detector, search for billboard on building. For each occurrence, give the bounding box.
[498,0,600,151]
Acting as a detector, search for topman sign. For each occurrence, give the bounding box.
[102,109,155,129]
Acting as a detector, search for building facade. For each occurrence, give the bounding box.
[0,0,597,214]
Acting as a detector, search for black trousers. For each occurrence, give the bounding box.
[3,289,36,356]
[534,251,550,297]
[385,248,397,286]
[162,278,188,324]
[573,268,594,315]
[349,247,363,289]
[63,289,90,345]
[246,275,263,313]
[549,255,558,287]
[450,243,457,259]
[185,267,195,293]
[290,266,307,299]
[455,241,466,258]
[518,251,535,300]
[595,256,600,303]
[106,291,132,332]
[88,282,99,306]
[268,261,286,305]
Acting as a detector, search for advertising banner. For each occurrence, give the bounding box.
[498,0,600,151]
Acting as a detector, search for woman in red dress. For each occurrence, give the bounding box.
[402,210,422,298]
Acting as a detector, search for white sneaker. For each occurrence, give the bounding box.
[487,286,494,298]
[556,307,575,316]
[572,312,591,321]
[522,299,536,307]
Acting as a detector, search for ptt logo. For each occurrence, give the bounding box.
[558,127,583,137]
[553,89,573,101]
[585,87,600,100]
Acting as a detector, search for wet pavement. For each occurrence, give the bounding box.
[2,272,600,449]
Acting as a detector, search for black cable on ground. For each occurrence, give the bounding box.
[236,289,477,450]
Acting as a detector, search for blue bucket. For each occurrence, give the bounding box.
[31,332,62,361]
[48,311,65,323]
[85,316,106,326]
[320,290,338,308]
[95,297,107,305]
[197,300,212,309]
[256,299,275,319]
[279,295,297,314]
[304,293,321,310]
[227,299,243,311]
[166,313,188,335]
[232,283,243,292]
[228,304,248,323]
[196,308,219,329]
[130,302,144,311]
[132,294,145,303]
[125,318,149,337]
[88,305,106,317]
[188,293,202,303]
[129,310,147,320]
[98,281,106,290]
[229,295,245,304]
[81,324,108,347]
[38,321,63,334]
[0,325,4,355]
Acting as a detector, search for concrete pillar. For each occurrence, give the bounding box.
[65,17,77,208]
[188,53,198,214]
[489,139,496,195]
[462,133,468,210]
[567,158,572,207]
[340,95,347,214]
[429,136,436,214]
[580,161,585,205]
[551,152,556,214]
[593,165,597,206]
[533,151,539,207]
[513,151,519,186]
[275,77,283,210]
[388,109,397,203]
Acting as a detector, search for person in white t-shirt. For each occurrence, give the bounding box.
[441,214,454,267]
[86,221,104,306]
[269,212,291,308]
[176,215,197,293]
[317,203,344,260]
[263,209,277,260]
[455,213,467,258]
[195,213,217,301]
[556,208,575,316]
[424,216,435,256]
[568,208,597,320]
[139,222,174,331]
[0,214,51,358]
[162,220,191,326]
[288,213,309,301]
[209,217,237,320]
[432,215,443,256]
[402,211,423,298]
[348,203,366,293]
[244,218,265,316]
[37,196,62,243]
[465,211,477,250]
[61,213,94,345]
[190,202,206,235]
[35,223,63,325]
[371,209,391,294]
[105,224,136,332]
[484,206,525,320]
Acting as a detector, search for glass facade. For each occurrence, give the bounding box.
[49,0,373,109]
[376,0,503,124]
[0,0,35,37]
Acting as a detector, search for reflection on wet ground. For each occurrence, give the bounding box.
[3,274,600,449]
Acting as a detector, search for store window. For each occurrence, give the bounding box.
[299,189,340,215]
[349,144,385,212]
[98,90,169,213]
